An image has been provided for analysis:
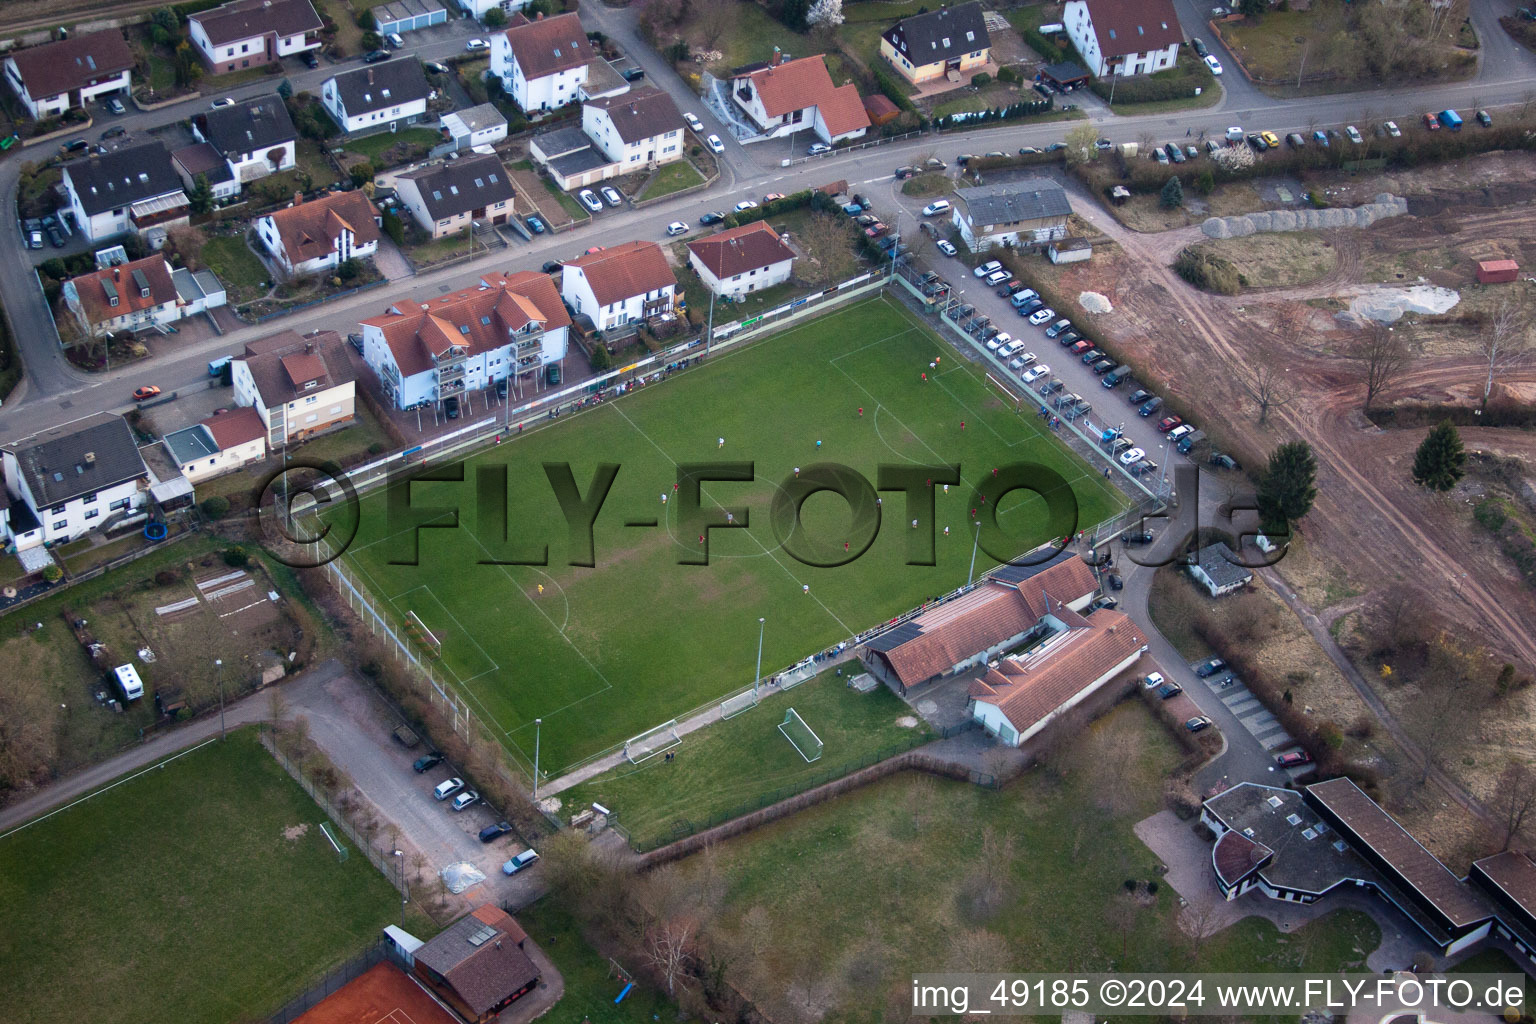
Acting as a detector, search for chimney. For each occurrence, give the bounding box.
[293,191,303,207]
[771,46,781,67]
[113,267,120,279]
[84,451,96,463]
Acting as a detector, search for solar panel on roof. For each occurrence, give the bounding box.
[466,923,498,946]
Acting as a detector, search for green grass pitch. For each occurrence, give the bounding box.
[336,295,1126,774]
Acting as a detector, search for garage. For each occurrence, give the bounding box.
[373,0,448,36]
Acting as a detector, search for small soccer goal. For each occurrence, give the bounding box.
[624,719,680,763]
[404,610,443,661]
[778,708,823,763]
[318,821,348,863]
[720,689,759,719]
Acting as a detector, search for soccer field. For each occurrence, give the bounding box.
[337,295,1125,774]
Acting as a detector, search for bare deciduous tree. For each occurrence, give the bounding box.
[1476,299,1533,407]
[1403,637,1489,784]
[798,213,859,286]
[1237,348,1296,425]
[644,916,698,996]
[1494,761,1536,851]
[1346,322,1412,409]
[695,3,729,50]
[1180,899,1225,965]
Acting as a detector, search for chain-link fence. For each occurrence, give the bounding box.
[267,939,411,1024]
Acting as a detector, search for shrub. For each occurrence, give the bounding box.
[1193,169,1215,195]
[361,31,382,52]
[155,569,181,587]
[349,162,374,189]
[483,7,506,27]
[970,72,992,88]
[222,545,249,568]
[1174,246,1243,295]
[995,66,1020,85]
[42,564,63,583]
[589,343,611,371]
[200,496,230,520]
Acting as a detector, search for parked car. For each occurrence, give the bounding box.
[864,222,888,238]
[998,339,1023,358]
[132,384,162,401]
[706,133,725,153]
[1118,447,1145,466]
[762,193,786,204]
[363,49,390,63]
[1168,424,1195,442]
[451,789,479,811]
[503,849,540,874]
[541,260,562,274]
[23,218,42,249]
[1143,671,1166,689]
[1345,124,1364,143]
[1477,109,1493,127]
[578,189,603,212]
[1022,365,1049,383]
[984,269,1010,287]
[600,185,623,207]
[1205,139,1223,155]
[1286,132,1306,149]
[432,777,464,800]
[479,821,515,843]
[1139,397,1164,416]
[733,199,758,213]
[1105,573,1123,591]
[525,214,546,234]
[1127,388,1152,405]
[699,211,725,225]
[807,141,831,155]
[1010,289,1039,307]
[1225,126,1245,142]
[1204,55,1223,74]
[1044,319,1072,338]
[1164,142,1183,162]
[304,52,321,68]
[1038,379,1064,396]
[412,751,445,772]
[1156,682,1183,700]
[1422,112,1440,131]
[444,395,460,419]
[894,165,918,180]
[1260,131,1280,149]
[1158,415,1183,432]
[1191,37,1209,57]
[1123,530,1153,545]
[683,111,703,132]
[60,138,89,154]
[1312,129,1329,147]
[1246,132,1266,151]
[922,199,951,217]
[1276,750,1314,768]
[465,38,489,50]
[1079,348,1104,363]
[665,221,688,236]
[1027,307,1055,326]
[936,239,957,256]
[1091,358,1115,375]
[1384,120,1401,137]
[1186,716,1212,733]
[1069,339,1093,355]
[1195,657,1226,677]
[1153,147,1170,165]
[105,96,126,115]
[973,260,1003,278]
[1210,452,1241,470]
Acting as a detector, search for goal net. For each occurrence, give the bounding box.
[778,708,823,763]
[624,719,680,763]
[720,689,759,719]
[405,610,442,660]
[986,371,1020,411]
[318,821,348,862]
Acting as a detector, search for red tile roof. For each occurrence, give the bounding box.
[201,406,266,449]
[7,29,134,102]
[66,256,177,327]
[1084,0,1183,59]
[362,271,569,378]
[240,329,350,404]
[968,608,1146,734]
[1213,829,1272,887]
[1479,259,1519,273]
[281,351,327,389]
[879,558,1098,685]
[191,0,322,47]
[565,240,676,307]
[737,54,837,119]
[264,190,380,267]
[502,12,592,80]
[816,82,871,138]
[414,904,540,1018]
[863,94,900,124]
[686,221,795,281]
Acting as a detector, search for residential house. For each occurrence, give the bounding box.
[171,267,227,316]
[950,178,1071,253]
[162,407,267,484]
[256,189,381,277]
[581,86,685,171]
[1202,779,1505,958]
[412,905,540,1024]
[560,240,678,335]
[190,95,297,188]
[61,255,180,338]
[491,11,593,113]
[1188,541,1253,597]
[1,413,148,549]
[880,1,991,85]
[455,0,525,19]
[3,29,134,120]
[728,51,869,145]
[231,329,356,445]
[188,0,322,73]
[1063,0,1182,78]
[528,124,615,191]
[438,103,508,152]
[685,221,796,299]
[372,0,448,37]
[321,59,432,134]
[171,143,240,202]
[360,270,569,410]
[61,142,190,243]
[393,153,516,238]
[862,552,1100,693]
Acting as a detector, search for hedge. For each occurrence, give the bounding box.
[870,63,918,115]
[720,188,816,229]
[0,302,19,405]
[932,97,1052,131]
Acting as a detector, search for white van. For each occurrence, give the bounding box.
[386,32,405,49]
[113,664,144,701]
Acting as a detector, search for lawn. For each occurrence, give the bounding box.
[199,233,270,302]
[560,667,931,849]
[637,160,706,202]
[331,295,1126,775]
[343,127,440,162]
[516,900,674,1024]
[674,702,1382,1022]
[291,398,394,466]
[0,729,402,1024]
[542,177,590,222]
[931,84,1023,119]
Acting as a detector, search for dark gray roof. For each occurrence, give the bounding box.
[328,58,431,116]
[163,425,218,467]
[882,1,991,66]
[532,124,592,159]
[191,0,321,46]
[955,178,1071,226]
[5,413,147,507]
[585,86,684,144]
[196,95,296,158]
[1194,542,1253,589]
[399,153,515,221]
[64,141,183,217]
[1041,61,1091,83]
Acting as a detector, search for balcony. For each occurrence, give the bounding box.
[436,363,466,384]
[437,378,466,396]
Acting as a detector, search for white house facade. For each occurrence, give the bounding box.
[491,12,592,113]
[3,30,134,120]
[321,59,431,134]
[255,190,381,278]
[1063,0,1181,78]
[560,240,678,332]
[1,413,148,550]
[581,87,684,170]
[188,0,322,74]
[685,221,796,299]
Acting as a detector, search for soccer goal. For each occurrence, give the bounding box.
[624,719,680,763]
[318,821,349,863]
[404,610,443,661]
[985,371,1021,411]
[720,689,760,720]
[778,708,823,763]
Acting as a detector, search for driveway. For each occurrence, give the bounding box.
[373,238,415,282]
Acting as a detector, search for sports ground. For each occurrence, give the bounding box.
[336,295,1125,774]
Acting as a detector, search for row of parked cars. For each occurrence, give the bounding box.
[412,750,539,872]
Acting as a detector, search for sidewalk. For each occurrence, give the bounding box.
[0,659,347,833]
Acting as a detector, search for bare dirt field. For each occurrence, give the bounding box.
[1064,152,1536,827]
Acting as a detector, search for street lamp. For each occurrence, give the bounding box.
[753,617,765,697]
[393,850,407,927]
[214,658,225,741]
[531,718,542,802]
[967,519,983,585]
